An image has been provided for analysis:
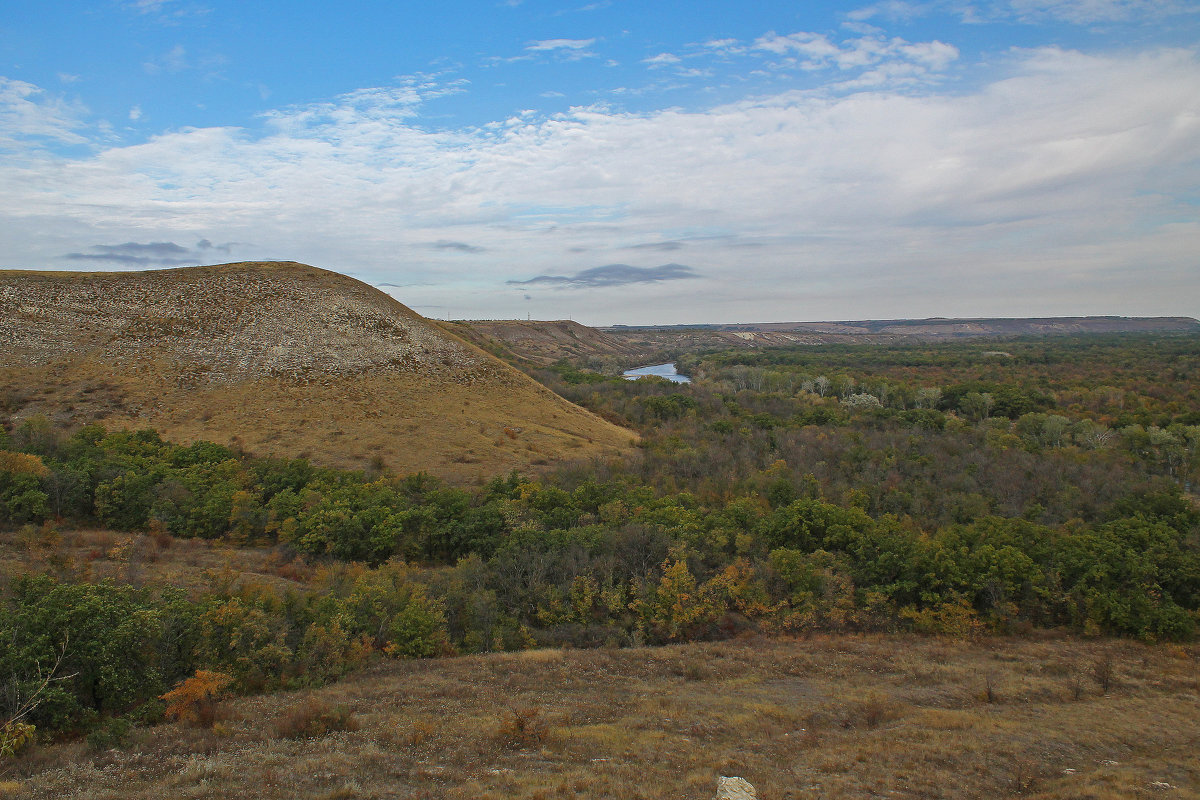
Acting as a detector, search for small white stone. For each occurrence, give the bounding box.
[715,776,758,800]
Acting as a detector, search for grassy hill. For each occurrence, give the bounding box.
[0,262,634,480]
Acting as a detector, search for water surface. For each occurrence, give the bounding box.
[622,362,691,383]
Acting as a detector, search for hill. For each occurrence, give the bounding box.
[0,262,634,480]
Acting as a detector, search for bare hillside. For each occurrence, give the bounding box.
[0,262,635,479]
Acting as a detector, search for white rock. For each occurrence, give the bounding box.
[715,776,758,800]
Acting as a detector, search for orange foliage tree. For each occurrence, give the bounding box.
[160,670,233,726]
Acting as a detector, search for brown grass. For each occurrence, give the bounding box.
[6,634,1199,799]
[0,263,636,483]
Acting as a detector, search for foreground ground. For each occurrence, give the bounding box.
[4,634,1198,799]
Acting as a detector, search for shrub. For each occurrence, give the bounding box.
[275,698,358,739]
[838,695,902,730]
[495,706,549,749]
[85,717,131,750]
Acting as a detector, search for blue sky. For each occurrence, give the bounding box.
[2,0,1198,324]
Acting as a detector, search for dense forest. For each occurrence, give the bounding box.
[2,333,1198,746]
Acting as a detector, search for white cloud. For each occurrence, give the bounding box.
[1004,0,1196,23]
[898,40,960,69]
[129,105,143,121]
[847,1,933,21]
[127,0,174,13]
[526,38,596,52]
[1,48,1198,323]
[849,0,1199,24]
[144,44,189,75]
[0,78,90,150]
[753,30,959,77]
[755,32,841,58]
[698,38,745,57]
[515,38,600,63]
[643,53,681,68]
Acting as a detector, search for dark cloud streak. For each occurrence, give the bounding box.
[64,239,242,266]
[508,263,700,288]
[625,241,685,251]
[430,240,486,253]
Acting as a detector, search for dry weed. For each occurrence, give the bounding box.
[495,706,551,750]
[274,698,359,740]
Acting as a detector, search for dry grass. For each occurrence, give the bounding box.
[0,263,635,483]
[6,634,1199,799]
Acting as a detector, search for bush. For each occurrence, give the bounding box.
[274,698,358,739]
[495,706,549,749]
[85,717,131,750]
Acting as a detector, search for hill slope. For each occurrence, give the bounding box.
[0,262,634,479]
[443,319,656,367]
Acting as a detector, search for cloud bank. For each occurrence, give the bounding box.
[1,45,1198,323]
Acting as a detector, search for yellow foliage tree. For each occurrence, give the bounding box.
[652,559,718,640]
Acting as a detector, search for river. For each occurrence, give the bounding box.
[621,362,691,383]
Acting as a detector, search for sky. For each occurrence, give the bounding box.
[1,0,1198,325]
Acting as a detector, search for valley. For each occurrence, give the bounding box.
[1,264,1198,799]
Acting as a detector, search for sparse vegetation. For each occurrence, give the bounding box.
[3,636,1198,798]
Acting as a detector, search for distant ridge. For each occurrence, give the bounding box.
[454,315,1199,366]
[605,316,1200,336]
[0,262,634,479]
